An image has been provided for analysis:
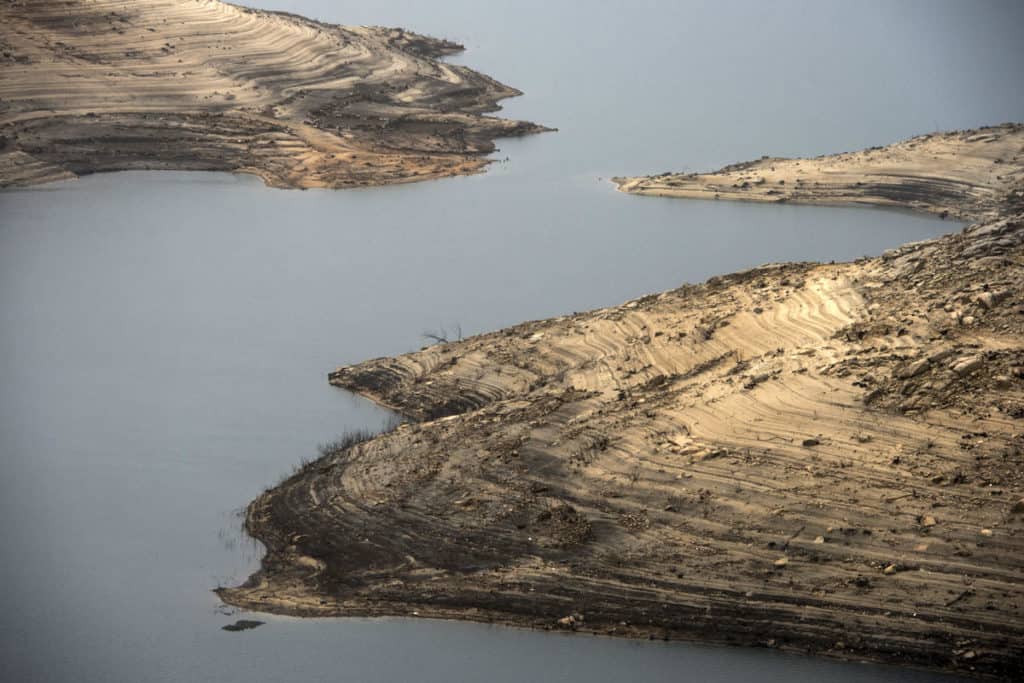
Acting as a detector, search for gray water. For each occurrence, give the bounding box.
[3,1,1022,681]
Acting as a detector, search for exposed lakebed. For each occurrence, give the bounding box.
[3,1,1023,681]
[0,169,960,683]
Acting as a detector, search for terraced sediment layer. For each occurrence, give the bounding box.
[0,0,546,189]
[222,125,1024,679]
[614,126,1023,221]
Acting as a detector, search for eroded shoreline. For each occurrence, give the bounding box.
[613,127,1020,221]
[222,124,1024,679]
[0,0,547,189]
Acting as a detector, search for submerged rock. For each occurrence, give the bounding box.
[222,620,265,632]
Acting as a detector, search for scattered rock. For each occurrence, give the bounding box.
[849,575,872,588]
[897,358,930,379]
[951,356,983,377]
[976,291,1008,309]
[928,348,956,364]
[557,613,584,628]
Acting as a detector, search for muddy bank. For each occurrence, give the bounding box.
[221,125,1024,679]
[0,0,546,189]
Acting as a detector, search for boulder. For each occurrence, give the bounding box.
[951,356,983,377]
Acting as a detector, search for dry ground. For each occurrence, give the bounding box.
[0,0,545,189]
[222,125,1024,679]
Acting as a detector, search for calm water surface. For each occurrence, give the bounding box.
[3,1,1022,681]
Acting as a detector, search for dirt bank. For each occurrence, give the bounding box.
[221,124,1024,679]
[0,0,546,189]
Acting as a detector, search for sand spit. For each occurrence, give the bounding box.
[0,0,546,189]
[222,125,1024,678]
[614,126,1024,221]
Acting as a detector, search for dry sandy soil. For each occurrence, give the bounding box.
[0,0,545,189]
[222,124,1024,679]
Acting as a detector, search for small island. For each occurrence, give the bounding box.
[0,0,546,189]
[222,125,1024,679]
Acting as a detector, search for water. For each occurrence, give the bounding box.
[3,1,1022,681]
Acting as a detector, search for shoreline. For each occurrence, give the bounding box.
[613,125,1022,222]
[222,124,1024,679]
[0,0,548,190]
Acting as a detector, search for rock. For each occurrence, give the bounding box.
[1012,498,1024,514]
[897,358,930,379]
[921,515,937,528]
[557,613,584,627]
[802,438,820,447]
[980,528,993,537]
[993,375,1012,389]
[976,290,1008,309]
[773,557,789,568]
[813,536,825,544]
[951,356,983,377]
[883,564,898,575]
[961,315,976,326]
[222,619,265,632]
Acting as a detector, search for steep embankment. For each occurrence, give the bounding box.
[0,0,545,189]
[222,125,1024,679]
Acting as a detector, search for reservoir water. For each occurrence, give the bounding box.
[3,1,1022,681]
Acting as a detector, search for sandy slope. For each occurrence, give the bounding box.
[0,0,545,189]
[221,124,1024,679]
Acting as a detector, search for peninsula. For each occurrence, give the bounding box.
[222,124,1024,679]
[0,0,545,189]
